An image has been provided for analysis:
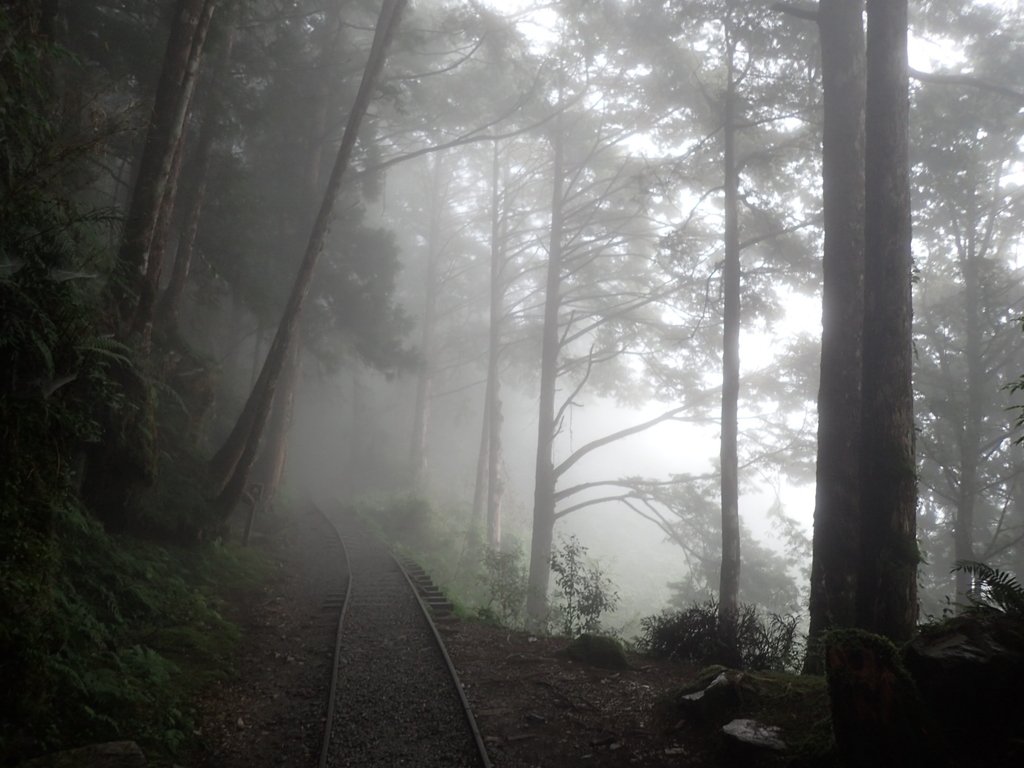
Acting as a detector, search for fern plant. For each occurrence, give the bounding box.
[952,561,1024,618]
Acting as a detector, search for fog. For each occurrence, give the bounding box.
[9,1,1024,763]
[158,0,1024,634]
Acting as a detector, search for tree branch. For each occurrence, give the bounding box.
[910,67,1024,101]
[771,2,819,23]
[553,404,688,480]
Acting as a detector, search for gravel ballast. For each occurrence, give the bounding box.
[324,511,484,767]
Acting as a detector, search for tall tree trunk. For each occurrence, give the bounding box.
[251,339,301,508]
[526,118,566,626]
[209,0,408,515]
[805,0,866,672]
[471,387,490,535]
[157,19,237,332]
[954,217,982,605]
[717,51,742,667]
[470,140,508,548]
[133,131,187,339]
[346,368,367,493]
[114,0,217,330]
[486,141,506,549]
[156,123,207,331]
[857,0,917,642]
[409,157,444,491]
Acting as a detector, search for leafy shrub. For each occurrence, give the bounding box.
[638,599,802,671]
[550,535,620,637]
[479,546,529,627]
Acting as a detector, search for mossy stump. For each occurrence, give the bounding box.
[824,629,948,768]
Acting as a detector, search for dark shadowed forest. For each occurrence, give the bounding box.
[2,0,1023,765]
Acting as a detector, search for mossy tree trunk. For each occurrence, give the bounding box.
[857,0,917,642]
[805,0,866,673]
[115,0,218,332]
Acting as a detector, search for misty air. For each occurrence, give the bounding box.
[2,0,1023,766]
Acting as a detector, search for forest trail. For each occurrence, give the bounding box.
[189,506,725,767]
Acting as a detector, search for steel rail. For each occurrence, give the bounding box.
[312,503,491,768]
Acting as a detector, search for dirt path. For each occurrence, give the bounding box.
[189,506,344,768]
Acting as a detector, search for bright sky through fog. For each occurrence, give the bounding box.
[472,0,1019,589]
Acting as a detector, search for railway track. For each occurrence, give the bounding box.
[314,504,491,768]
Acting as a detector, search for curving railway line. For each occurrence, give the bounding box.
[313,504,491,768]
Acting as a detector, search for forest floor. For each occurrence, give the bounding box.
[185,508,824,768]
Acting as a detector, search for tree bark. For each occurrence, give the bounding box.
[486,141,506,549]
[157,19,237,332]
[471,385,490,536]
[409,156,444,492]
[114,0,217,330]
[805,0,866,672]
[954,213,982,606]
[717,42,742,668]
[133,130,187,340]
[209,0,408,514]
[251,339,301,508]
[857,0,917,641]
[526,116,566,626]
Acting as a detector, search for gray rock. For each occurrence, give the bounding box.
[677,670,743,722]
[721,718,786,751]
[903,612,1024,767]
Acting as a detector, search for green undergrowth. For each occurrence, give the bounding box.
[346,493,620,637]
[0,504,272,764]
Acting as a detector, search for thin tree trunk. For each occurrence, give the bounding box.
[954,221,982,605]
[346,368,366,493]
[471,387,490,534]
[486,141,506,549]
[526,117,566,626]
[805,0,866,673]
[409,157,444,491]
[210,0,408,515]
[250,318,264,389]
[471,144,508,550]
[857,0,917,642]
[717,50,742,668]
[114,0,217,329]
